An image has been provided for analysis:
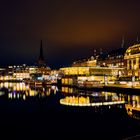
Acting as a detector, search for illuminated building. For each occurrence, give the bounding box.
[0,40,51,82]
[13,72,30,80]
[60,66,124,86]
[98,48,126,68]
[72,56,97,67]
[60,67,124,77]
[4,64,51,81]
[98,38,126,68]
[124,43,140,78]
[36,67,51,75]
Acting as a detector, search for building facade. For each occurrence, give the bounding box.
[60,66,124,86]
[72,56,97,67]
[98,48,126,68]
[124,43,140,78]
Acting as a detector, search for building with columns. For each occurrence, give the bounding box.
[124,43,140,78]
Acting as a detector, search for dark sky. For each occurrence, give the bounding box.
[1,0,140,69]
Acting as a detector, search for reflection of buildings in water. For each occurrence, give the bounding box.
[61,87,75,94]
[60,96,125,106]
[8,89,44,100]
[0,82,13,89]
[0,82,59,101]
[8,91,27,100]
[125,95,140,120]
[0,91,5,96]
[13,83,29,91]
[1,82,58,99]
[61,87,123,102]
[4,83,30,100]
[127,95,140,108]
[64,96,90,104]
[60,92,125,107]
[35,86,58,96]
[36,87,49,97]
[51,85,58,94]
[5,83,30,100]
[118,94,125,102]
[0,82,29,91]
[29,90,37,96]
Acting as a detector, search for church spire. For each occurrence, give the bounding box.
[38,40,46,67]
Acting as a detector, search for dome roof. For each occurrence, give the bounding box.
[125,44,140,55]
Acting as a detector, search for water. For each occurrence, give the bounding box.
[0,82,140,139]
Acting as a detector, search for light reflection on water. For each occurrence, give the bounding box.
[60,87,125,106]
[0,82,58,100]
[0,82,140,120]
[125,95,140,120]
[0,83,140,139]
[61,86,140,120]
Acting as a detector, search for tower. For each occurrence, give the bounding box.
[121,36,125,48]
[38,40,46,67]
[136,36,139,43]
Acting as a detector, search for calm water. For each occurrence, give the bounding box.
[0,82,140,139]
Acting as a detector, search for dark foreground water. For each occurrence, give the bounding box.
[0,82,140,140]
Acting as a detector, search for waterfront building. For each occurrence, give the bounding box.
[13,72,30,80]
[124,43,140,78]
[72,49,98,67]
[2,64,51,81]
[72,56,97,67]
[0,40,51,82]
[4,39,51,81]
[98,47,126,68]
[60,66,124,86]
[97,37,126,68]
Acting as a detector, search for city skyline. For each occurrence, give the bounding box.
[1,0,140,68]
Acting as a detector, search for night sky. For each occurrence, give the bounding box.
[1,0,140,69]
